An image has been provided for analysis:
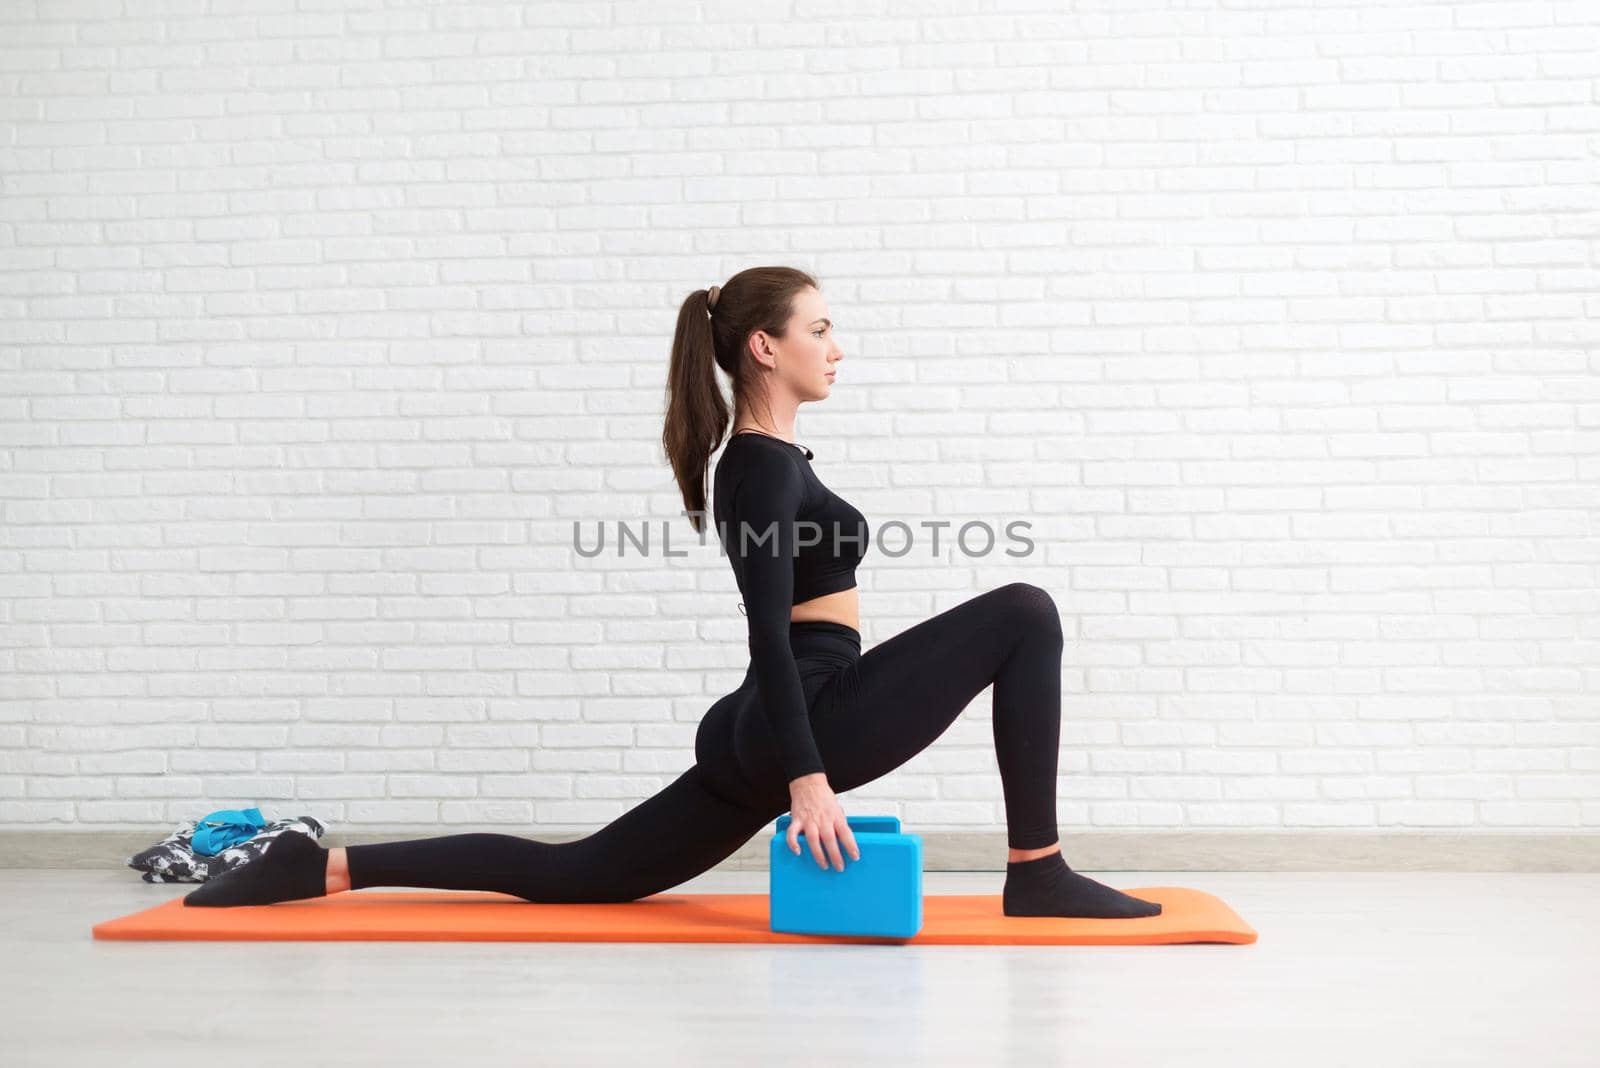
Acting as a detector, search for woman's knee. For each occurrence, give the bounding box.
[993,581,1063,642]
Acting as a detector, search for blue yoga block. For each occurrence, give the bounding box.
[769,815,923,939]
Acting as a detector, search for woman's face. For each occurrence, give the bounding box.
[751,287,842,403]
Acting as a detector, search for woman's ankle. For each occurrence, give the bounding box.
[1007,841,1061,864]
[325,846,351,894]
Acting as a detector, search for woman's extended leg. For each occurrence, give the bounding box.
[185,763,782,907]
[341,764,780,903]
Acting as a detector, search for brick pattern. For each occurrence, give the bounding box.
[2,2,1597,833]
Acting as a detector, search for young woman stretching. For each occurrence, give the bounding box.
[185,266,1161,920]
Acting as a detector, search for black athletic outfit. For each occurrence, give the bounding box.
[343,429,1066,902]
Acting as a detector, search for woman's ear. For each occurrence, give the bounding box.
[746,332,777,372]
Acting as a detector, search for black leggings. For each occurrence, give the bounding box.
[346,582,1065,903]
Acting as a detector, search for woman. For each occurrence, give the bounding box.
[185,266,1160,919]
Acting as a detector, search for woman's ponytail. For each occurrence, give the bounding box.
[663,288,728,533]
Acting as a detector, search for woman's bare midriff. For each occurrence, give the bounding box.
[790,586,859,631]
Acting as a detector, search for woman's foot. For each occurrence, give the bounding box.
[183,832,330,908]
[1002,851,1162,919]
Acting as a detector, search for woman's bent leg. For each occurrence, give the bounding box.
[346,763,781,903]
[798,582,1160,918]
[806,582,1066,850]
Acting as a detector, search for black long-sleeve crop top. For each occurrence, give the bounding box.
[711,431,869,783]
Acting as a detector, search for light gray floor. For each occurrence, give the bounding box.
[8,868,1595,1067]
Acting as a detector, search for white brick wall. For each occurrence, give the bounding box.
[2,1,1597,836]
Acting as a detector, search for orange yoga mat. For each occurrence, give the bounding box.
[94,886,1255,946]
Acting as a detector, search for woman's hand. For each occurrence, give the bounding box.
[786,772,861,871]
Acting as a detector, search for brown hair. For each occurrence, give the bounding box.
[662,266,818,533]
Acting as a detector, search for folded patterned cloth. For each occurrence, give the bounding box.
[126,815,328,884]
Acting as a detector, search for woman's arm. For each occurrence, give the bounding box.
[726,451,827,785]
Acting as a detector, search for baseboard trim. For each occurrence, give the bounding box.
[3,830,1597,872]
